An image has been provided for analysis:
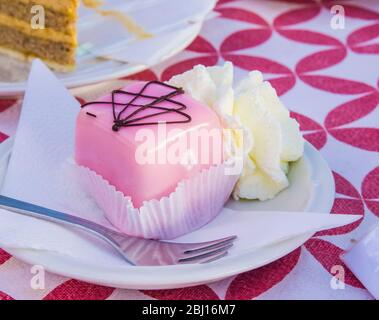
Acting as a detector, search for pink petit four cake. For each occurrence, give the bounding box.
[74,81,238,239]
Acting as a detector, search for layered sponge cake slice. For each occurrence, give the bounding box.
[0,0,79,71]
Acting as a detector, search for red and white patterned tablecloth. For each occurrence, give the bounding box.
[0,0,378,300]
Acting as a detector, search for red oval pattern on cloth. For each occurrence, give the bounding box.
[0,249,11,265]
[124,69,158,82]
[142,285,219,300]
[160,36,218,82]
[74,96,86,106]
[347,23,379,54]
[225,248,301,300]
[290,111,327,149]
[298,75,375,94]
[0,132,8,143]
[324,93,379,129]
[362,166,379,217]
[316,172,364,236]
[220,29,272,52]
[0,99,17,112]
[273,6,321,27]
[0,291,14,300]
[43,280,114,300]
[304,238,364,289]
[187,36,218,54]
[0,0,378,300]
[222,54,296,95]
[216,0,239,7]
[223,54,292,74]
[276,0,317,3]
[334,171,361,198]
[296,48,347,73]
[328,128,379,152]
[268,75,296,96]
[276,29,343,46]
[216,7,269,26]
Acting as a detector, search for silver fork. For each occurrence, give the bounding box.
[0,195,236,266]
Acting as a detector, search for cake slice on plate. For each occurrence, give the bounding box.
[0,0,79,71]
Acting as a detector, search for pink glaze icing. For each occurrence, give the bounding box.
[75,81,224,208]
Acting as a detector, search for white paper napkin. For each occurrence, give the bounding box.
[0,60,361,266]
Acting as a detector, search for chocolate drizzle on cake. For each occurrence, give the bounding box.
[81,81,192,132]
[86,112,97,118]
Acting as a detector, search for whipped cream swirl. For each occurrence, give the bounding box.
[168,62,304,201]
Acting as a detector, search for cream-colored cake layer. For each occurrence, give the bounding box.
[0,14,77,45]
[0,46,75,72]
[0,0,77,35]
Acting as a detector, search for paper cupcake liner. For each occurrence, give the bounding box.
[71,161,238,240]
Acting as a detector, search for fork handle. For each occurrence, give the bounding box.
[0,195,123,249]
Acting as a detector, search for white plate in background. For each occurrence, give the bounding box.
[0,0,217,97]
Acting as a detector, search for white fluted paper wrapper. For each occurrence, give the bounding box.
[72,161,238,239]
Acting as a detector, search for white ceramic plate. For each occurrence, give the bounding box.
[0,0,216,97]
[0,140,335,289]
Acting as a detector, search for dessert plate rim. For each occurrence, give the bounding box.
[0,141,335,290]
